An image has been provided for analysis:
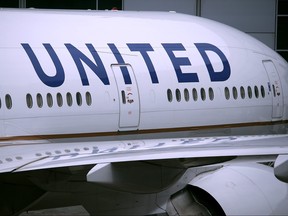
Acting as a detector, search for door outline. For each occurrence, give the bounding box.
[262,60,284,119]
[111,64,140,131]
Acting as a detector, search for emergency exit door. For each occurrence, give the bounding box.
[263,60,283,119]
[111,64,140,130]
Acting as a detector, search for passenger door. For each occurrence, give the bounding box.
[263,60,283,119]
[111,64,140,131]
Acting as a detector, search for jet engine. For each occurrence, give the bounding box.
[167,163,288,216]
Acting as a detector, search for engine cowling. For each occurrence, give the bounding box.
[168,163,288,215]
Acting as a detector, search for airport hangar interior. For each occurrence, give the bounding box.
[0,0,287,63]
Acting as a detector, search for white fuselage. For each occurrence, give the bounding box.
[0,9,287,139]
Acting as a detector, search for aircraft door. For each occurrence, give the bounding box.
[263,60,284,119]
[111,64,140,131]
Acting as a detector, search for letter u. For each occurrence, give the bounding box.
[21,43,65,87]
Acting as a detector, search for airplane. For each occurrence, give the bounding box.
[0,8,288,216]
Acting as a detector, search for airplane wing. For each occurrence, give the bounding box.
[1,134,288,215]
[1,134,287,174]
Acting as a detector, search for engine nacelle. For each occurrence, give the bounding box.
[190,163,288,215]
[168,163,288,216]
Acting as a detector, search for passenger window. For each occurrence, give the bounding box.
[76,92,82,106]
[240,86,245,99]
[86,92,92,106]
[26,94,33,108]
[254,86,259,98]
[66,92,73,107]
[224,87,230,100]
[167,89,173,102]
[233,87,238,100]
[47,93,53,107]
[209,88,214,101]
[192,88,198,101]
[247,86,252,99]
[261,85,265,98]
[176,89,181,102]
[57,93,63,107]
[201,88,206,101]
[5,94,12,109]
[37,93,43,108]
[184,88,189,102]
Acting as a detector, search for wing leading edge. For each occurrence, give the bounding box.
[1,134,287,173]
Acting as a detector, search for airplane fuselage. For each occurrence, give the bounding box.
[0,9,287,139]
[1,9,288,216]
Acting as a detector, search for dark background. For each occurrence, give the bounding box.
[0,0,122,10]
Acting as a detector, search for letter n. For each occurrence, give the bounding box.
[65,44,110,86]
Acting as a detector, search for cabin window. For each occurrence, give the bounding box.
[247,86,252,99]
[224,87,230,100]
[176,89,181,102]
[37,93,43,108]
[261,85,265,98]
[240,86,245,99]
[26,94,33,108]
[200,88,206,101]
[47,93,53,107]
[45,151,52,156]
[5,94,12,109]
[209,87,214,101]
[167,89,173,102]
[57,93,63,107]
[66,92,73,106]
[76,92,82,106]
[86,92,92,106]
[184,88,189,102]
[254,86,259,98]
[192,88,198,101]
[232,87,238,100]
